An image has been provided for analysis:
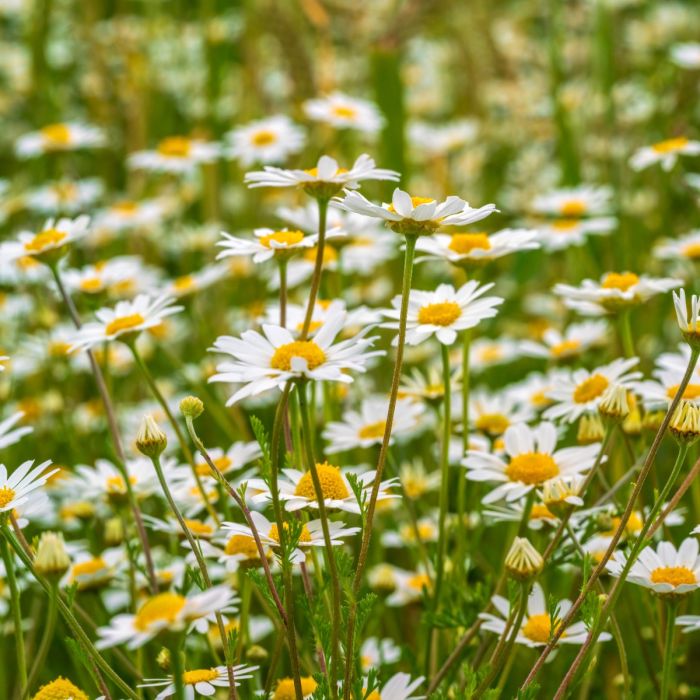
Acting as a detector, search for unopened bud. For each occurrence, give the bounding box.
[156,647,171,670]
[542,478,584,517]
[104,517,124,546]
[136,414,167,457]
[670,400,700,444]
[180,395,204,419]
[34,532,70,578]
[505,536,543,581]
[599,385,630,422]
[578,414,605,444]
[246,644,269,662]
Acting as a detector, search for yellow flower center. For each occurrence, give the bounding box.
[105,313,145,336]
[530,503,556,520]
[24,228,68,253]
[251,130,277,146]
[79,277,103,293]
[0,486,16,508]
[387,196,435,214]
[260,230,305,248]
[403,473,429,499]
[601,272,639,291]
[157,136,191,157]
[573,373,609,403]
[650,566,696,587]
[551,339,581,357]
[294,462,349,501]
[447,232,491,255]
[682,242,700,259]
[365,692,382,700]
[559,200,587,217]
[358,420,387,439]
[506,453,559,485]
[332,105,358,119]
[417,301,461,326]
[652,137,689,153]
[134,592,186,631]
[475,413,510,436]
[303,166,348,178]
[31,677,89,700]
[551,219,579,232]
[183,519,214,537]
[224,534,259,559]
[196,456,233,477]
[48,341,71,357]
[303,245,338,263]
[182,668,219,684]
[71,557,107,578]
[478,345,502,363]
[666,383,700,400]
[174,275,195,291]
[531,390,552,407]
[268,523,312,544]
[273,678,318,700]
[40,123,72,146]
[270,341,326,372]
[408,573,432,591]
[113,200,138,214]
[17,255,40,269]
[105,475,136,494]
[522,613,559,643]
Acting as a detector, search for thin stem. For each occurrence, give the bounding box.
[170,637,186,700]
[456,327,471,575]
[300,197,329,339]
[661,600,678,700]
[618,310,635,358]
[1,534,27,694]
[23,580,57,698]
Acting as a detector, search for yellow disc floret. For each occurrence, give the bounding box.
[650,566,697,587]
[358,420,386,440]
[506,453,559,485]
[182,668,219,684]
[270,341,326,372]
[448,233,491,255]
[294,462,349,501]
[134,592,186,631]
[157,136,191,157]
[105,313,146,337]
[24,229,68,253]
[32,677,88,700]
[260,230,305,248]
[418,301,461,326]
[0,486,16,509]
[601,272,639,292]
[573,373,609,403]
[273,677,318,700]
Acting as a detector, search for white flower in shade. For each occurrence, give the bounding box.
[128,136,220,174]
[0,411,32,449]
[544,358,641,423]
[0,460,56,513]
[535,217,616,252]
[462,422,600,504]
[69,295,183,351]
[160,263,229,299]
[208,312,382,405]
[382,517,439,548]
[554,272,682,315]
[520,321,608,362]
[673,289,700,344]
[247,463,398,514]
[532,185,613,217]
[95,198,170,234]
[415,228,539,267]
[303,92,383,133]
[479,583,611,647]
[655,230,700,264]
[0,215,90,262]
[468,390,534,438]
[244,154,399,194]
[385,568,433,607]
[408,119,477,157]
[339,188,497,236]
[360,637,402,671]
[222,511,360,564]
[15,122,105,158]
[360,673,425,700]
[607,538,700,596]
[469,337,523,372]
[383,281,503,346]
[671,42,700,69]
[24,178,103,215]
[225,115,305,166]
[323,396,424,453]
[630,137,700,171]
[96,586,236,649]
[216,228,325,264]
[139,664,258,700]
[507,371,567,413]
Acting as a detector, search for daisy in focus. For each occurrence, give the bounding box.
[225,115,306,166]
[520,320,608,362]
[216,227,327,264]
[0,459,56,515]
[15,122,104,158]
[303,92,384,133]
[139,664,259,700]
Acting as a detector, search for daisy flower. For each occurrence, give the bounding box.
[399,460,441,500]
[0,459,56,514]
[469,390,534,438]
[382,517,439,547]
[271,677,318,699]
[71,457,168,503]
[216,227,325,264]
[386,568,433,606]
[0,411,32,449]
[15,122,104,158]
[323,396,424,453]
[655,230,700,265]
[607,537,700,596]
[415,228,539,268]
[339,187,497,237]
[225,115,305,166]
[531,185,613,217]
[360,673,425,700]
[462,422,600,504]
[470,337,523,372]
[160,263,229,299]
[480,583,611,647]
[193,442,261,481]
[95,198,171,234]
[360,637,402,671]
[520,320,608,362]
[128,136,220,174]
[208,312,382,405]
[24,178,103,215]
[69,294,183,351]
[672,289,700,343]
[383,281,503,346]
[0,215,90,263]
[630,136,700,171]
[244,154,399,197]
[303,92,383,133]
[67,549,124,591]
[483,501,559,531]
[535,217,616,252]
[544,357,641,423]
[139,664,258,700]
[554,272,682,315]
[63,256,154,297]
[96,586,236,649]
[671,42,700,69]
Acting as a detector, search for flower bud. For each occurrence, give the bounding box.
[104,517,124,546]
[246,644,269,662]
[180,395,204,419]
[542,477,584,517]
[34,532,70,578]
[505,536,543,581]
[578,414,605,444]
[598,385,630,422]
[673,289,700,350]
[136,414,167,457]
[670,400,700,444]
[156,647,170,670]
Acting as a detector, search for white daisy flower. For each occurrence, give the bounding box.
[139,664,258,700]
[96,586,237,649]
[479,583,611,647]
[160,263,229,299]
[128,136,220,174]
[469,390,534,438]
[554,272,682,315]
[607,537,700,596]
[408,119,477,157]
[0,411,32,449]
[672,288,700,341]
[534,217,616,252]
[483,501,559,531]
[95,198,171,234]
[531,185,613,217]
[208,312,382,405]
[383,281,503,346]
[462,422,601,504]
[382,517,439,548]
[69,294,183,351]
[630,136,700,171]
[66,549,125,591]
[323,396,424,453]
[469,337,523,372]
[360,637,402,671]
[225,115,305,166]
[24,178,103,215]
[385,568,433,607]
[520,321,608,361]
[655,230,700,265]
[360,672,425,700]
[15,122,105,158]
[543,358,641,423]
[399,459,442,500]
[216,227,326,264]
[671,42,700,69]
[303,92,383,133]
[62,256,154,297]
[192,442,261,481]
[0,459,56,514]
[0,215,90,262]
[339,188,497,237]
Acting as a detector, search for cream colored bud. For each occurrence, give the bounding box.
[598,385,630,421]
[505,536,544,581]
[136,414,167,457]
[104,517,124,546]
[34,531,70,578]
[670,400,700,444]
[578,414,605,444]
[246,644,269,662]
[542,478,584,516]
[180,395,204,419]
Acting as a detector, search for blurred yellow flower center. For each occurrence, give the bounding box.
[332,105,358,118]
[551,219,579,232]
[408,573,432,591]
[602,272,639,291]
[652,137,688,153]
[573,373,609,403]
[113,200,138,214]
[294,462,349,500]
[0,486,16,508]
[25,228,67,253]
[105,475,136,494]
[157,137,191,157]
[260,230,305,248]
[403,472,429,499]
[270,341,326,371]
[17,256,40,269]
[174,275,195,291]
[478,345,502,362]
[183,669,219,684]
[134,592,186,631]
[225,534,259,558]
[365,691,381,700]
[682,242,700,259]
[650,566,696,586]
[251,130,277,145]
[522,613,557,643]
[506,453,559,484]
[196,456,232,477]
[72,558,107,577]
[184,519,214,537]
[418,301,461,326]
[304,167,348,178]
[358,420,386,439]
[268,522,312,543]
[105,313,145,336]
[303,245,337,263]
[388,196,434,213]
[41,123,72,145]
[273,678,318,700]
[48,341,71,356]
[475,413,510,435]
[296,320,322,333]
[666,383,700,400]
[551,339,580,357]
[79,277,103,293]
[559,200,586,217]
[530,503,556,520]
[32,677,88,700]
[448,233,491,255]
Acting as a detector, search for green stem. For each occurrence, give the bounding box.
[618,310,635,358]
[456,328,471,573]
[23,580,58,698]
[170,637,186,700]
[1,534,27,694]
[661,600,678,700]
[300,197,329,339]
